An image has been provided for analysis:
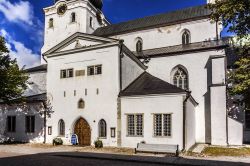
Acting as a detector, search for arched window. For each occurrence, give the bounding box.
[98,119,106,138]
[172,67,188,90]
[78,99,85,109]
[49,18,54,28]
[71,12,76,23]
[182,30,190,45]
[136,39,143,52]
[58,119,65,136]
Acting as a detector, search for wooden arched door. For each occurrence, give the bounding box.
[74,118,91,146]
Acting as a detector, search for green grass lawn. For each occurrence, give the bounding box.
[202,147,250,157]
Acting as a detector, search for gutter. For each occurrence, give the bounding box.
[183,91,191,151]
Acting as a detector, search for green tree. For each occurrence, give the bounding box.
[0,36,29,104]
[208,0,250,109]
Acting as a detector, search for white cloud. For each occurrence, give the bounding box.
[0,29,40,68]
[0,0,34,25]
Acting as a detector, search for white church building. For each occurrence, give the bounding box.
[0,0,247,151]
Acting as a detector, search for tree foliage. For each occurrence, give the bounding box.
[208,0,250,108]
[208,0,250,38]
[0,36,28,104]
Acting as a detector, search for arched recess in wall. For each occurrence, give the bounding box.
[78,99,85,109]
[171,65,189,90]
[135,37,143,53]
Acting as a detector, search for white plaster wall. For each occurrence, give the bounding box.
[0,104,44,143]
[228,117,243,145]
[46,46,120,146]
[212,57,226,85]
[185,99,196,150]
[120,95,184,150]
[111,19,219,52]
[146,50,225,143]
[121,53,144,89]
[210,86,227,145]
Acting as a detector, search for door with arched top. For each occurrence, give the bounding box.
[74,118,91,146]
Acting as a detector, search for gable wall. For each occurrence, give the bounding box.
[46,46,120,146]
[121,53,144,90]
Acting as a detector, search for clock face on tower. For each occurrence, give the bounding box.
[57,4,67,15]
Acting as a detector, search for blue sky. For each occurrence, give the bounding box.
[0,0,228,68]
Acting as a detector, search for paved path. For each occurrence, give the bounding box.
[0,145,250,166]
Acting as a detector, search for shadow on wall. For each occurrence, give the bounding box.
[204,58,212,144]
[0,102,45,143]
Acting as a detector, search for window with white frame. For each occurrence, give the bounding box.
[60,69,74,78]
[127,114,143,136]
[87,65,102,76]
[173,68,188,90]
[154,114,172,137]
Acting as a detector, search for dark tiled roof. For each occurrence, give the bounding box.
[26,64,47,73]
[119,72,186,97]
[94,5,211,37]
[134,40,228,58]
[26,93,47,102]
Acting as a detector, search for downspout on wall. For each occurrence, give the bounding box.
[117,40,124,147]
[183,91,191,151]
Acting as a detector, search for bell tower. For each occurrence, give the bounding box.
[41,0,109,59]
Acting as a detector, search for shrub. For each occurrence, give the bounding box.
[53,138,63,146]
[94,139,103,148]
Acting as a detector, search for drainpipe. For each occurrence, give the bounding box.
[183,91,191,151]
[118,40,124,91]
